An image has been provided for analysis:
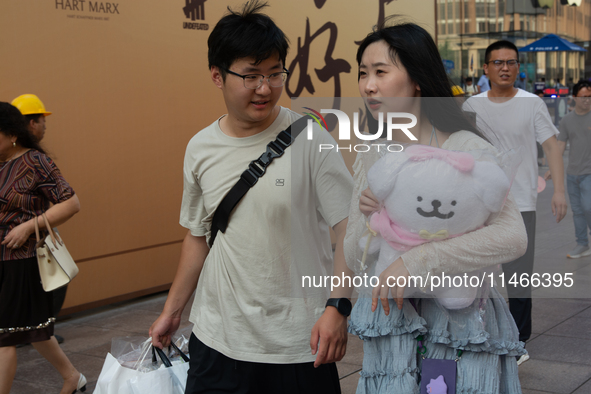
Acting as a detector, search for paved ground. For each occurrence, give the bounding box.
[9,163,591,393]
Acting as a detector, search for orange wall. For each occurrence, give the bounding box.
[0,0,434,313]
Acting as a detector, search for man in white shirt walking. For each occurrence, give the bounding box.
[465,40,567,365]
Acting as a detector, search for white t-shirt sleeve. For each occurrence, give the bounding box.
[533,99,559,145]
[179,138,208,237]
[309,131,354,228]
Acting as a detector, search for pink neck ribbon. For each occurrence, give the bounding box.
[369,208,465,252]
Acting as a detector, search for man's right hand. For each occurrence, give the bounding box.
[149,314,181,349]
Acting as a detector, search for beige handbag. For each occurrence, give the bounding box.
[35,213,79,292]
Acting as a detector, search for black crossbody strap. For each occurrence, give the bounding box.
[208,115,312,247]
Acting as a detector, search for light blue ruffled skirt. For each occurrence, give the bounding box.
[348,289,525,394]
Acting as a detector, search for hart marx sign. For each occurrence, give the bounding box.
[55,0,120,14]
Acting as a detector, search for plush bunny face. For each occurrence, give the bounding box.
[368,145,510,239]
[383,161,492,236]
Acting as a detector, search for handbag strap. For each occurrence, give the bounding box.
[410,299,463,361]
[34,215,42,244]
[208,115,312,247]
[34,213,63,248]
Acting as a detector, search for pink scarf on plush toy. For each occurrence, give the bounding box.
[369,145,476,252]
[369,209,467,251]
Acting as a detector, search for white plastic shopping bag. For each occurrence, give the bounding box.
[128,362,188,394]
[93,353,141,394]
[93,337,189,394]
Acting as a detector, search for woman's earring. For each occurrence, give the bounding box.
[12,142,16,148]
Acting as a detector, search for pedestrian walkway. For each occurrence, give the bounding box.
[10,165,591,394]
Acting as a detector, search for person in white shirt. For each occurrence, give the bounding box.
[149,1,354,393]
[464,76,477,96]
[465,40,567,364]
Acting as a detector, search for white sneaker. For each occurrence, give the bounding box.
[567,245,591,259]
[516,353,530,366]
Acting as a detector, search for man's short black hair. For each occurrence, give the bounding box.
[573,79,591,97]
[466,77,473,83]
[207,0,289,80]
[484,40,519,64]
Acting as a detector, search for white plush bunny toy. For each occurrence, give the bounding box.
[360,144,510,309]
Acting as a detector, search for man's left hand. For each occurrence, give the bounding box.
[310,306,348,368]
[551,191,568,223]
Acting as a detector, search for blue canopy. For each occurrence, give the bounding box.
[519,34,587,52]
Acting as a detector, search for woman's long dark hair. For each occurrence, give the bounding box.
[357,22,485,139]
[0,102,45,154]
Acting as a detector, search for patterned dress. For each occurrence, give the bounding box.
[0,150,74,347]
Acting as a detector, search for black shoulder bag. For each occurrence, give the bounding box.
[208,115,311,247]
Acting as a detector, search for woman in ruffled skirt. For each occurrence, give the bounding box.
[344,23,528,393]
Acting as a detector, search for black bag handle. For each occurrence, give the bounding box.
[208,115,312,247]
[151,341,190,368]
[169,341,190,363]
[152,346,172,368]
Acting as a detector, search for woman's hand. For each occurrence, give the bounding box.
[360,188,380,217]
[371,257,410,315]
[1,195,80,250]
[2,221,34,249]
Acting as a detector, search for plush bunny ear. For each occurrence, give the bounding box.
[471,161,511,213]
[366,151,409,201]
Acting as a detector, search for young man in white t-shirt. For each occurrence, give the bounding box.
[149,2,354,393]
[465,40,567,364]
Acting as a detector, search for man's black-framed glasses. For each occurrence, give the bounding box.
[222,68,290,89]
[487,59,519,68]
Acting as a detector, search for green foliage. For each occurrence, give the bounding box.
[439,40,453,61]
